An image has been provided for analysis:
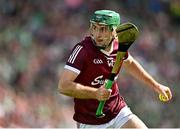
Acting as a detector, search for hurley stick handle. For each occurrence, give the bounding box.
[95,52,126,118]
[96,79,113,118]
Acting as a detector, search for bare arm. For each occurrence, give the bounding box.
[123,54,172,100]
[58,69,111,100]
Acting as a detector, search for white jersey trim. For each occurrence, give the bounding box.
[64,65,81,74]
[123,53,130,62]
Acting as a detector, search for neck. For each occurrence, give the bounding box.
[91,37,114,52]
[104,38,114,52]
[104,43,113,52]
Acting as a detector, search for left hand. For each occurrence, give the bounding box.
[154,83,172,101]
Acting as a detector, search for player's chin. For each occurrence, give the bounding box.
[96,40,107,45]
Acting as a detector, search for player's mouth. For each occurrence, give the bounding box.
[96,39,103,42]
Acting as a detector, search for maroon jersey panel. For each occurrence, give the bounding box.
[65,36,127,124]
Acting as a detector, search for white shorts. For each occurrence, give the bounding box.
[78,106,134,129]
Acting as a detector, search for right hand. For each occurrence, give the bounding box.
[95,85,112,101]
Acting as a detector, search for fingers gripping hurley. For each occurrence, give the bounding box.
[96,22,139,118]
[95,52,125,118]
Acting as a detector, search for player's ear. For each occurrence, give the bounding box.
[89,23,93,36]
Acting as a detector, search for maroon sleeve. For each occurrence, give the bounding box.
[64,44,86,74]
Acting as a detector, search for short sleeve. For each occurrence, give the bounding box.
[64,44,85,74]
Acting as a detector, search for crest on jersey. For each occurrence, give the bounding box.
[93,59,103,64]
[106,57,115,67]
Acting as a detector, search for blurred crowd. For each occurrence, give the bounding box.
[0,0,179,128]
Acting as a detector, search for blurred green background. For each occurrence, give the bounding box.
[0,0,179,128]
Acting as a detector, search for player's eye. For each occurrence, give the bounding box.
[101,27,106,32]
[100,27,104,32]
[92,25,97,30]
[100,27,108,32]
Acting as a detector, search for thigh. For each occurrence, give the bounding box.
[121,114,148,128]
[113,106,134,128]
